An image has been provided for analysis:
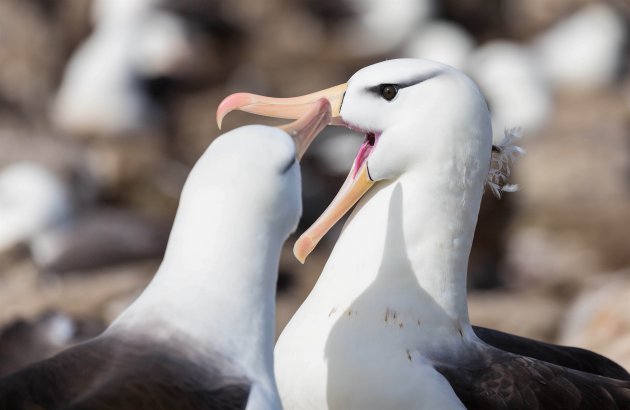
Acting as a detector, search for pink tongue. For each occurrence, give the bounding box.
[352,139,374,178]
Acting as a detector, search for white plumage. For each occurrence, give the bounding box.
[113,126,304,409]
[218,58,630,409]
[275,59,489,409]
[0,122,321,410]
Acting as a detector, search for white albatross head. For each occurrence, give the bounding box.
[217,59,501,262]
[190,100,330,238]
[163,98,332,273]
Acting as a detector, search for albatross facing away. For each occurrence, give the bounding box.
[217,59,630,409]
[0,100,331,410]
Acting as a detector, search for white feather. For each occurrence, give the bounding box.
[487,128,525,198]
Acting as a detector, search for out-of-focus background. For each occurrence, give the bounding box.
[0,0,629,377]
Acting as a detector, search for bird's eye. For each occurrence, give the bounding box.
[381,85,398,101]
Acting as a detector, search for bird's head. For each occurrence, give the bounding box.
[217,59,493,262]
[186,99,331,242]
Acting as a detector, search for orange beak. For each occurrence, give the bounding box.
[293,163,374,263]
[216,83,377,263]
[278,98,331,161]
[216,83,347,129]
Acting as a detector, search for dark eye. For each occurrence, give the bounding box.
[381,84,398,101]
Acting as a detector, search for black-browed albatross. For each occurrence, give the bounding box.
[217,59,630,409]
[0,100,331,410]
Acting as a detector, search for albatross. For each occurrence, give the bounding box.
[0,99,331,410]
[217,59,630,409]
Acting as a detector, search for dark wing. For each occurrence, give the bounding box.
[474,325,630,381]
[434,343,630,410]
[0,335,251,410]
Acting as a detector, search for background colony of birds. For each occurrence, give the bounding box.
[0,0,629,408]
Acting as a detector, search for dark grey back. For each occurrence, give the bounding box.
[0,334,251,410]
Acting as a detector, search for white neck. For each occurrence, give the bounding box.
[313,152,487,340]
[110,184,284,386]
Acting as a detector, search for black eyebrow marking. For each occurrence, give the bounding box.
[365,71,441,95]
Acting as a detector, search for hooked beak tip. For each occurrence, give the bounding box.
[216,103,227,129]
[216,93,254,130]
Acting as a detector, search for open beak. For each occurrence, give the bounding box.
[216,82,376,263]
[279,98,331,161]
[293,162,374,263]
[216,83,347,129]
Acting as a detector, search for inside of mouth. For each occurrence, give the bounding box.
[352,132,378,178]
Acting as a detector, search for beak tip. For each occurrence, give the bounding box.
[216,93,248,130]
[293,236,314,264]
[216,114,224,130]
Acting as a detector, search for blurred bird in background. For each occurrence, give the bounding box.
[0,0,629,392]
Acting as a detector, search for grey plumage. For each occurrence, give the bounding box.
[0,334,251,410]
[435,337,630,409]
[474,326,630,381]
